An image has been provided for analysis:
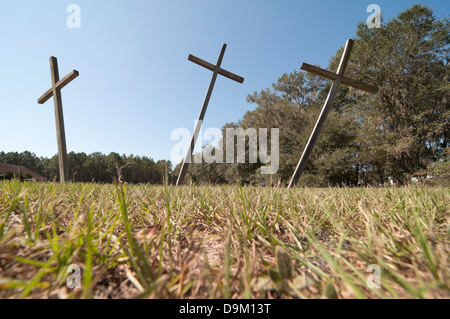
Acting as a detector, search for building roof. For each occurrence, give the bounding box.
[0,164,47,181]
[413,171,431,177]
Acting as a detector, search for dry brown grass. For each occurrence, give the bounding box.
[0,180,448,299]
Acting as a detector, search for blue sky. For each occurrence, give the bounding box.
[1,0,448,164]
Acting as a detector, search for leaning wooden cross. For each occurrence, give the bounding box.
[38,56,79,183]
[288,39,378,189]
[176,43,244,186]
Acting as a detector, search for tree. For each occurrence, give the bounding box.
[186,4,449,187]
[68,152,88,182]
[40,155,59,181]
[84,152,107,183]
[335,4,449,184]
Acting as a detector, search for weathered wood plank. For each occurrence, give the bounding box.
[38,70,79,104]
[300,63,339,82]
[188,55,244,84]
[340,75,379,94]
[288,77,342,189]
[49,57,69,183]
[336,39,354,75]
[301,63,378,94]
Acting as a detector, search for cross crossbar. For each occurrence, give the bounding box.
[301,63,378,94]
[188,54,244,84]
[38,69,79,104]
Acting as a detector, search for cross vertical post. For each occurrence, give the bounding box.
[288,39,378,189]
[176,43,244,186]
[38,56,79,183]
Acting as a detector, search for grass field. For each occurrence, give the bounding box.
[0,180,448,299]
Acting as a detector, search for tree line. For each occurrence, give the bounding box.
[0,151,172,184]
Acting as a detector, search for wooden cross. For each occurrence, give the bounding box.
[176,43,244,186]
[38,56,79,183]
[288,39,378,189]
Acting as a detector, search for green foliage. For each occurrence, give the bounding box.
[186,4,449,187]
[4,172,15,180]
[2,171,33,181]
[423,148,450,187]
[0,151,172,185]
[342,4,449,185]
[0,151,42,174]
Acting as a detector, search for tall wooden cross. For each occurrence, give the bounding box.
[38,56,79,183]
[288,39,378,189]
[176,43,244,186]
